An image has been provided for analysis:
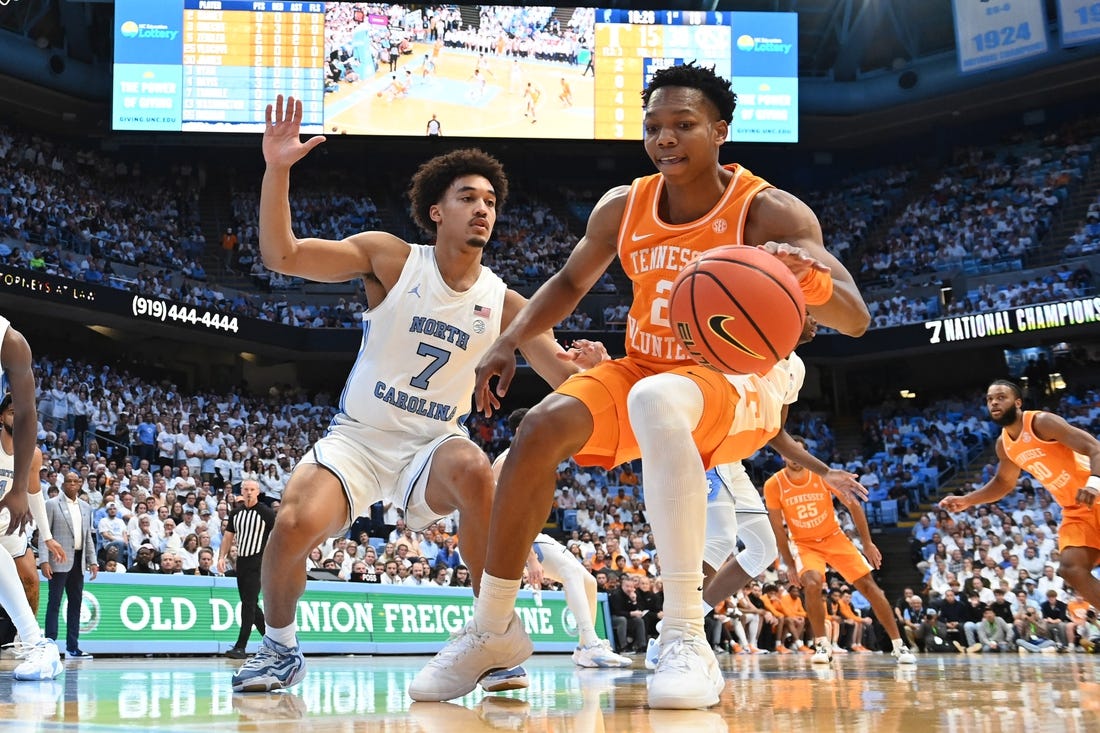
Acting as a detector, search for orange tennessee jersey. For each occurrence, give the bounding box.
[778,592,807,618]
[617,163,773,370]
[1002,411,1091,513]
[764,468,841,542]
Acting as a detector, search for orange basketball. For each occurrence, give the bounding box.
[669,245,805,375]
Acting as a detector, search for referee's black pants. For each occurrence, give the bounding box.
[234,554,266,650]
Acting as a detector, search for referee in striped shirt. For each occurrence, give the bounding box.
[219,478,275,659]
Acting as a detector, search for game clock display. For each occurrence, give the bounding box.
[112,1,798,142]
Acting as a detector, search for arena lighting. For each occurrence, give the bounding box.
[86,324,126,340]
[899,390,917,399]
[1049,373,1067,392]
[239,352,259,363]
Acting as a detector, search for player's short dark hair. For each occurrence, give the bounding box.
[0,392,10,412]
[642,61,736,123]
[507,407,529,433]
[408,148,509,235]
[988,379,1022,399]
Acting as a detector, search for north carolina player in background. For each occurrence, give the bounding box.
[645,315,865,668]
[0,392,66,649]
[415,62,868,708]
[233,96,597,694]
[0,316,64,680]
[766,435,916,665]
[941,379,1100,613]
[492,405,631,681]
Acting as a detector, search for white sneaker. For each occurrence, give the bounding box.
[13,639,64,681]
[646,631,724,709]
[573,640,632,668]
[893,646,917,665]
[644,637,660,670]
[811,642,833,665]
[408,614,533,702]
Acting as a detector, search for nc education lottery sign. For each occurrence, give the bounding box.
[36,575,606,655]
[924,295,1100,344]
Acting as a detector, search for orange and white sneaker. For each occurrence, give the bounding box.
[776,646,792,654]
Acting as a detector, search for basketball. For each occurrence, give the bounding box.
[668,245,806,375]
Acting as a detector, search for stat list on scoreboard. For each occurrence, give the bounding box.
[181,0,325,132]
[592,9,797,143]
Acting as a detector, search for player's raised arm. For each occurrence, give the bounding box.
[746,188,870,337]
[0,326,35,534]
[260,95,408,284]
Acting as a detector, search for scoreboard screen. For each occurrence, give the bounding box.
[112,2,798,142]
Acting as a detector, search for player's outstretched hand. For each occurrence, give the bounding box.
[824,469,867,502]
[863,542,882,569]
[759,241,830,281]
[474,339,519,417]
[264,95,326,169]
[557,339,610,371]
[1077,484,1100,508]
[938,495,968,513]
[0,491,29,535]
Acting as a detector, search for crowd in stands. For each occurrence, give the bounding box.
[1066,192,1100,257]
[3,116,1100,337]
[856,127,1098,289]
[22,343,1100,656]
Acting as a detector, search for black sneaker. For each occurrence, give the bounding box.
[225,647,249,660]
[67,649,94,660]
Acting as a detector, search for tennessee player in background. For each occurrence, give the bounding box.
[766,435,916,665]
[411,61,868,709]
[940,379,1100,613]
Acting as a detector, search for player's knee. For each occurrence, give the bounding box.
[511,398,587,459]
[802,571,824,591]
[626,374,699,430]
[1057,558,1090,584]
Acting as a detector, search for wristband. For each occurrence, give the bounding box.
[1087,476,1100,491]
[798,268,834,306]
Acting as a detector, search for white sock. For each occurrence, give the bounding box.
[0,549,41,644]
[476,572,519,635]
[892,637,905,653]
[266,622,297,648]
[816,636,829,647]
[627,373,707,639]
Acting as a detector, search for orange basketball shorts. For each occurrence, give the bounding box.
[1058,506,1100,555]
[555,356,775,470]
[793,530,873,583]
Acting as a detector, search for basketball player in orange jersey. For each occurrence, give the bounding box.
[940,379,1100,613]
[409,61,868,709]
[765,436,917,665]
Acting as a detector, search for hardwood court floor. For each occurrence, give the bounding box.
[2,651,1099,732]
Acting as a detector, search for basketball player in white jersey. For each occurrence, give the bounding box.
[0,393,66,632]
[645,316,865,667]
[234,96,598,693]
[0,315,64,680]
[480,406,630,693]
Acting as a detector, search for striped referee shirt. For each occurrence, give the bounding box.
[227,502,275,559]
